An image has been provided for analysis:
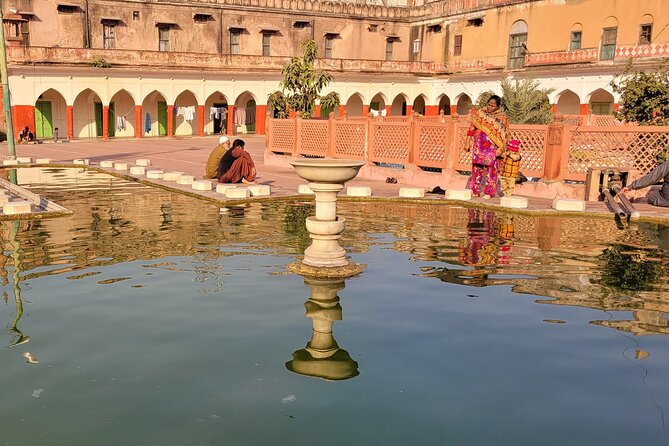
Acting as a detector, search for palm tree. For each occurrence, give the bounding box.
[476,78,554,124]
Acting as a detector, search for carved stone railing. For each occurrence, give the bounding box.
[615,43,669,60]
[525,48,599,66]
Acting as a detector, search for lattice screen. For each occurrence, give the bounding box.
[333,122,367,159]
[298,120,328,156]
[454,125,473,170]
[509,127,547,176]
[370,123,410,163]
[416,124,449,168]
[268,119,295,153]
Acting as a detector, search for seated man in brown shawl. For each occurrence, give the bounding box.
[217,139,257,184]
[204,136,231,179]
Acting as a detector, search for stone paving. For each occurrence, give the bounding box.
[2,135,669,224]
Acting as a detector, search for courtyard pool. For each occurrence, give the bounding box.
[1,168,668,445]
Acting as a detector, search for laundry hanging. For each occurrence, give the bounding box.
[234,107,246,126]
[145,112,152,133]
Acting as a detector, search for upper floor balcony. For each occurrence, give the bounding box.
[524,43,669,68]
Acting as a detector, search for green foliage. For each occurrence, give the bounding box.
[271,40,340,119]
[91,57,111,68]
[599,244,666,291]
[268,91,289,119]
[476,78,554,124]
[611,62,669,125]
[283,203,313,251]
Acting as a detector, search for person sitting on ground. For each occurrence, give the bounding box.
[18,126,34,143]
[204,136,231,179]
[217,138,257,184]
[622,146,669,207]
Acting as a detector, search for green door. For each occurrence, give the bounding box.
[108,102,115,137]
[157,101,167,136]
[35,101,53,139]
[94,102,103,137]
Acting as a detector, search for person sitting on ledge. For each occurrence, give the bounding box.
[204,136,231,179]
[18,126,34,143]
[622,146,669,207]
[217,138,256,184]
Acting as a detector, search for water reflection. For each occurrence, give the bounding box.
[285,277,359,381]
[5,222,29,348]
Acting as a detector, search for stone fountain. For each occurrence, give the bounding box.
[288,158,366,278]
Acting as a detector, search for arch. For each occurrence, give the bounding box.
[204,91,229,135]
[345,93,364,117]
[109,88,137,105]
[456,94,472,115]
[233,91,257,134]
[72,87,103,107]
[555,89,580,115]
[510,20,528,35]
[34,88,67,140]
[109,89,136,138]
[370,92,387,114]
[141,90,168,137]
[174,90,198,136]
[571,23,583,33]
[72,88,103,138]
[412,94,426,115]
[640,14,654,24]
[588,88,614,115]
[390,93,408,116]
[437,94,451,115]
[603,16,618,28]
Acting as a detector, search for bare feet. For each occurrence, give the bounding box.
[241,178,256,185]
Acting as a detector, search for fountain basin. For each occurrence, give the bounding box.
[305,217,346,236]
[289,159,366,183]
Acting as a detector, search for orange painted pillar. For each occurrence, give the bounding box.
[579,104,589,115]
[338,105,347,117]
[314,105,322,117]
[255,104,267,135]
[11,105,35,139]
[167,105,174,137]
[424,105,438,116]
[544,121,566,180]
[67,105,74,140]
[405,105,413,116]
[450,105,457,115]
[197,105,205,136]
[135,105,142,138]
[102,105,109,140]
[227,105,234,135]
[385,105,392,116]
[613,103,620,112]
[362,105,370,116]
[550,104,557,113]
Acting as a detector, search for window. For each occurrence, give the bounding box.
[385,39,393,61]
[158,26,169,52]
[454,34,462,56]
[103,24,115,49]
[508,20,528,69]
[293,21,310,29]
[413,39,421,53]
[133,11,140,20]
[639,23,652,45]
[466,18,483,27]
[57,4,79,14]
[194,14,212,23]
[230,30,240,54]
[600,27,617,60]
[570,31,582,50]
[427,24,442,33]
[324,36,334,58]
[262,32,271,56]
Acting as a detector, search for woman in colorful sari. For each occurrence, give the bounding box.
[467,95,509,198]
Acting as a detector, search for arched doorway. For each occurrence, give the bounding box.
[109,89,136,138]
[456,94,472,115]
[438,95,451,115]
[174,90,199,136]
[589,89,615,115]
[234,91,256,134]
[391,94,408,116]
[412,95,426,115]
[141,91,168,137]
[370,93,387,116]
[34,89,67,140]
[73,88,103,138]
[345,93,364,117]
[204,91,228,135]
[556,90,580,115]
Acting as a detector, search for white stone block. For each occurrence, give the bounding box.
[192,180,213,191]
[298,184,314,195]
[399,187,425,198]
[114,162,128,171]
[346,186,372,197]
[225,187,250,199]
[552,198,586,212]
[73,159,90,165]
[17,157,32,163]
[163,171,183,182]
[130,166,146,175]
[2,159,18,166]
[248,184,271,196]
[177,175,195,185]
[0,194,10,204]
[100,160,115,168]
[146,170,164,179]
[3,201,32,214]
[215,184,237,194]
[444,189,472,200]
[500,196,529,209]
[135,159,152,167]
[35,158,51,164]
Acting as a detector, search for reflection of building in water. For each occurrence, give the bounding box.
[285,277,359,381]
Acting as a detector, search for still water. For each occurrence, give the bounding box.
[1,168,669,445]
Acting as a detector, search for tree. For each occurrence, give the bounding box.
[268,40,340,119]
[476,78,554,124]
[611,63,669,125]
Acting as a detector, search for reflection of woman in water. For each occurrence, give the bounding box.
[459,209,499,267]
